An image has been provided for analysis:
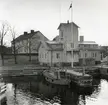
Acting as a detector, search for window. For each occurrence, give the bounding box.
[40,54,41,58]
[45,53,47,58]
[61,31,63,38]
[79,53,81,57]
[95,53,97,57]
[85,53,87,58]
[92,53,94,57]
[107,69,108,73]
[56,53,60,59]
[71,43,74,48]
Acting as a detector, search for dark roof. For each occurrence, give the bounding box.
[38,41,63,51]
[13,31,39,42]
[13,31,49,42]
[58,22,80,29]
[46,41,63,51]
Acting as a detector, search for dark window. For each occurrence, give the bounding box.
[61,31,63,38]
[95,53,97,57]
[45,53,46,58]
[85,53,87,58]
[92,53,94,57]
[56,53,60,59]
[71,43,74,48]
[107,69,108,73]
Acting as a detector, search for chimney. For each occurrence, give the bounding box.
[24,32,28,35]
[67,20,69,24]
[80,36,84,42]
[31,30,34,34]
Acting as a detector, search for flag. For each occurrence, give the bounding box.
[69,3,72,9]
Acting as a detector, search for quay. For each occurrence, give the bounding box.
[0,64,100,77]
[0,65,49,77]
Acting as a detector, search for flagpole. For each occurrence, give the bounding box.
[70,2,73,68]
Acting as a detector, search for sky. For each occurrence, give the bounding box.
[0,0,108,46]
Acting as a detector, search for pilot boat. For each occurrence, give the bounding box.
[43,69,71,85]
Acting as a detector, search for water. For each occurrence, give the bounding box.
[1,76,108,105]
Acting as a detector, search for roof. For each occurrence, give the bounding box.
[38,41,63,51]
[46,41,63,51]
[67,70,90,77]
[46,41,62,44]
[58,22,80,29]
[13,31,49,42]
[78,48,102,51]
[79,41,98,45]
[53,35,59,41]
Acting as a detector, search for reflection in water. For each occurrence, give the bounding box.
[1,76,106,105]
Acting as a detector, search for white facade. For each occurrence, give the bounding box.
[38,22,79,67]
[58,22,79,67]
[79,36,102,65]
[38,41,63,66]
[12,30,48,54]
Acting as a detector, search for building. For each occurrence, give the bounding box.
[11,30,49,54]
[38,21,79,67]
[57,22,79,67]
[38,41,63,66]
[79,36,102,65]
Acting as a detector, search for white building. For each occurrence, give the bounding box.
[38,41,63,66]
[38,21,79,67]
[79,36,102,65]
[12,30,48,54]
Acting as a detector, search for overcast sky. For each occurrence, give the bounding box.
[0,0,108,46]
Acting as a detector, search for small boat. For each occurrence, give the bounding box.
[0,83,6,94]
[66,70,93,87]
[0,76,7,103]
[43,69,71,85]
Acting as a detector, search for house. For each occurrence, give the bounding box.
[38,41,63,66]
[11,30,49,54]
[57,21,79,67]
[79,36,102,65]
[38,21,79,67]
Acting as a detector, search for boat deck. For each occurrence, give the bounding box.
[66,69,90,77]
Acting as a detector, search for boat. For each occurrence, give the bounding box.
[66,69,93,87]
[43,69,71,85]
[0,75,7,103]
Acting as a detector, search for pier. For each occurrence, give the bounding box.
[0,65,49,77]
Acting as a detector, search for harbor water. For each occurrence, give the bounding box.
[1,75,108,105]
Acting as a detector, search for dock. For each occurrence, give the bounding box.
[0,65,49,77]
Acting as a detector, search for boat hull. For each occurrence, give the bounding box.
[43,70,71,85]
[45,77,70,85]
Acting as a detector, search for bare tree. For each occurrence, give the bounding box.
[10,26,17,64]
[0,21,9,65]
[28,38,32,62]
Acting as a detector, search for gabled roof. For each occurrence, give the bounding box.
[46,41,63,51]
[58,22,80,29]
[38,41,63,51]
[13,31,49,43]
